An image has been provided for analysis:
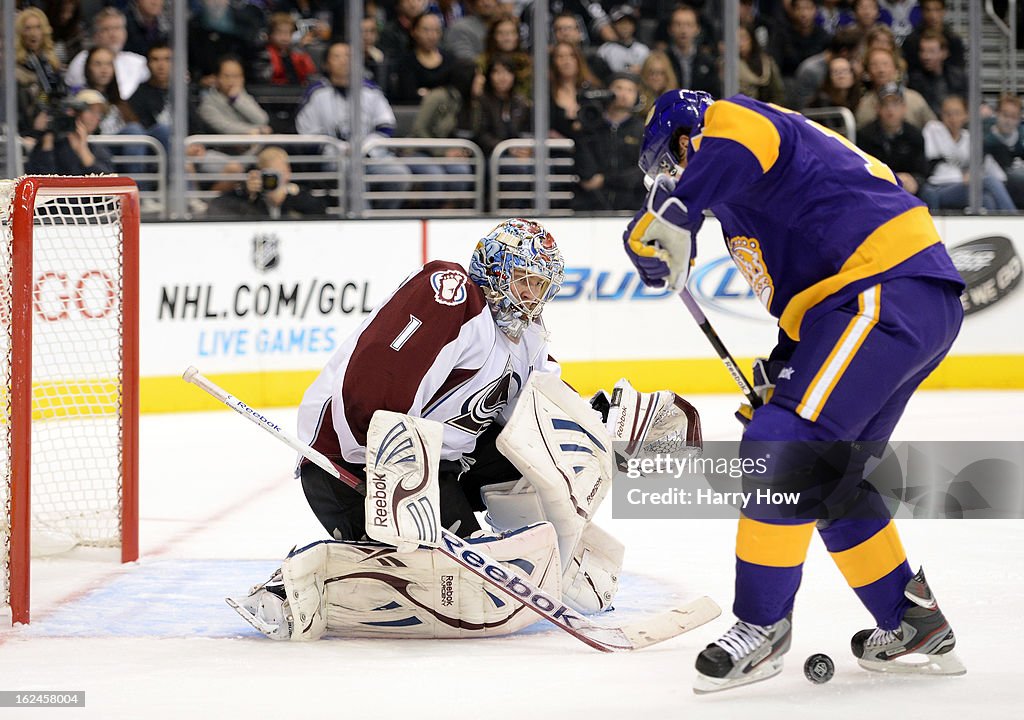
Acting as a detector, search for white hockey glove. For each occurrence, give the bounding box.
[606,378,702,471]
[623,174,696,291]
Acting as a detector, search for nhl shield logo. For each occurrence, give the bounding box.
[252,233,281,272]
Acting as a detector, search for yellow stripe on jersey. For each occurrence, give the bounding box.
[735,517,816,568]
[829,521,907,588]
[796,285,881,422]
[779,206,941,341]
[701,101,782,173]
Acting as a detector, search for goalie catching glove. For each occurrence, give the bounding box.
[623,174,698,290]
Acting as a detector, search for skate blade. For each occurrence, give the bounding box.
[858,650,966,676]
[693,657,784,695]
[226,596,289,640]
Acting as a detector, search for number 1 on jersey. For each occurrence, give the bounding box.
[390,315,422,351]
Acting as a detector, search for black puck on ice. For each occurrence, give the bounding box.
[804,653,835,684]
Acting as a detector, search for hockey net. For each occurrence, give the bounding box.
[0,176,139,625]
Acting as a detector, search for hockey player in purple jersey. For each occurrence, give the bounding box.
[623,90,967,692]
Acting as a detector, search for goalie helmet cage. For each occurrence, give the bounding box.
[0,176,139,625]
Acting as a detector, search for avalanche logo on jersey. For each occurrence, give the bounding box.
[727,236,775,310]
[430,269,468,306]
[446,359,521,436]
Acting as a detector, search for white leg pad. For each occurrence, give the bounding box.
[562,522,625,614]
[364,410,444,551]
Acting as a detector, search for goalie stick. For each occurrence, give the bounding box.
[182,366,721,651]
[677,287,762,409]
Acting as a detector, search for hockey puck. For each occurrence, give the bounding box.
[949,235,1022,316]
[804,653,835,684]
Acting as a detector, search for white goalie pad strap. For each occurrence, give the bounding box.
[282,542,330,641]
[562,522,626,614]
[606,378,702,470]
[364,410,443,551]
[495,371,614,570]
[480,479,547,532]
[281,522,562,639]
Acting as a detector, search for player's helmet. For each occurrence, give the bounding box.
[638,89,715,182]
[468,218,565,340]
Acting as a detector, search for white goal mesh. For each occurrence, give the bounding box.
[0,176,139,624]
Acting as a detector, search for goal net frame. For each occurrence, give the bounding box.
[1,175,139,625]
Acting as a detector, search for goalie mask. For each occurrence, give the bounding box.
[468,219,565,340]
[639,89,715,184]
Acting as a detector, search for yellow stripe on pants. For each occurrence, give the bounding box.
[829,521,907,588]
[736,517,816,567]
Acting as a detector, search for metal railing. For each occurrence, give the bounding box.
[984,0,1019,95]
[489,138,577,214]
[183,134,348,218]
[803,107,857,141]
[86,135,167,218]
[361,137,486,217]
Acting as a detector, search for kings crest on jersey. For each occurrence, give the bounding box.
[297,222,564,465]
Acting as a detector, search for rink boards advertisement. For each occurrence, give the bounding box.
[134,215,1024,413]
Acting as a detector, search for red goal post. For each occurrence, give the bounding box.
[1,176,139,625]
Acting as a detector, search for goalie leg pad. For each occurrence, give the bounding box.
[364,410,444,551]
[261,523,562,639]
[496,371,614,569]
[562,522,626,614]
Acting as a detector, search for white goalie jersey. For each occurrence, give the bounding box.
[296,260,559,466]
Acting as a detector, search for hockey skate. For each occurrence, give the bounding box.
[226,568,293,641]
[851,567,966,676]
[693,615,792,694]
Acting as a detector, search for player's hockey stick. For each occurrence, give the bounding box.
[182,366,721,651]
[677,287,763,409]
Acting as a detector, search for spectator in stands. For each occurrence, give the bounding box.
[65,8,149,100]
[15,7,66,146]
[549,40,602,139]
[25,88,114,175]
[573,72,646,211]
[773,0,831,78]
[477,14,532,97]
[794,26,862,112]
[428,0,465,30]
[597,5,650,75]
[260,13,317,86]
[817,0,845,36]
[80,46,140,135]
[380,0,426,61]
[739,21,785,104]
[476,54,531,158]
[879,0,921,45]
[855,48,934,128]
[408,60,480,204]
[907,30,966,116]
[665,4,720,98]
[123,0,169,56]
[638,50,678,116]
[128,42,173,152]
[198,55,272,136]
[44,0,84,66]
[188,0,267,85]
[839,0,892,35]
[296,41,410,210]
[524,0,616,49]
[392,12,455,103]
[856,83,928,196]
[207,145,329,218]
[363,15,388,89]
[551,10,611,84]
[920,95,1016,211]
[984,94,1024,208]
[903,0,964,75]
[445,0,501,62]
[807,55,862,112]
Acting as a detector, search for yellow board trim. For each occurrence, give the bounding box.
[701,101,782,173]
[779,206,940,341]
[139,354,1024,414]
[829,520,907,589]
[735,517,816,568]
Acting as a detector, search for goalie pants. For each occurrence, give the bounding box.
[301,424,520,541]
[733,277,964,630]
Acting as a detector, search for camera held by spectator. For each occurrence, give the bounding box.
[25,89,115,175]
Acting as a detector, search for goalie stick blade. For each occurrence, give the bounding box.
[618,596,721,650]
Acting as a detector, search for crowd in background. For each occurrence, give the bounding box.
[11,0,1024,216]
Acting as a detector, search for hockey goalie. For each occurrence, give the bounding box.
[227,218,701,641]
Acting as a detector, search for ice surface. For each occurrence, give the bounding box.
[1,391,1021,719]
